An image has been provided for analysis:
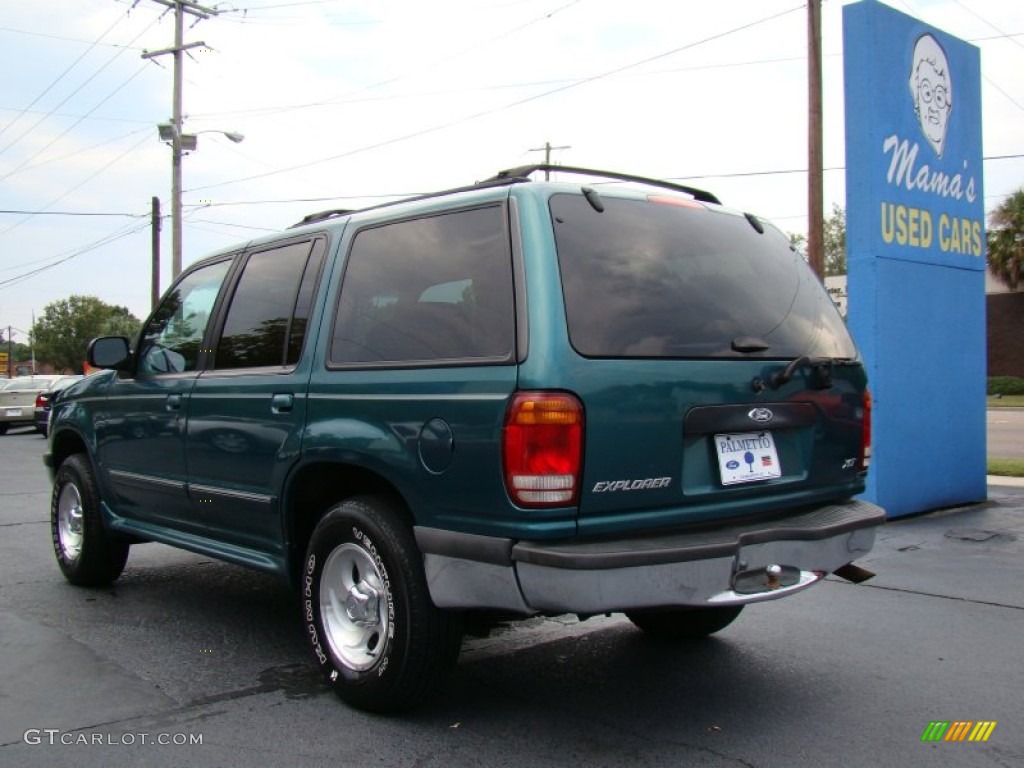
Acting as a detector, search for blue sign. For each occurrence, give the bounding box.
[844,0,987,517]
[845,1,985,269]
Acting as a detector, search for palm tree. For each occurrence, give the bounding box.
[987,188,1024,291]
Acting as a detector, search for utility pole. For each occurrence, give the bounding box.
[142,0,217,279]
[807,0,825,280]
[151,196,162,309]
[529,142,571,180]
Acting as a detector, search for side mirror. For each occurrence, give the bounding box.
[87,336,132,370]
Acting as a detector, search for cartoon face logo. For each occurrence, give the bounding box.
[909,34,952,157]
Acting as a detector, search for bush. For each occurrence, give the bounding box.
[988,376,1024,396]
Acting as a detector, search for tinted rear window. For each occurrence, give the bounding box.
[550,194,857,359]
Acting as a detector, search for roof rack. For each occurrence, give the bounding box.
[290,163,722,228]
[485,164,722,205]
[288,175,527,228]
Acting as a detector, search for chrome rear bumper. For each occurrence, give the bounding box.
[416,499,886,615]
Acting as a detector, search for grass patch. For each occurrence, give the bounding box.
[987,458,1024,477]
[988,395,1024,408]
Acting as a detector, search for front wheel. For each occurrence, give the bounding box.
[625,605,744,641]
[303,496,462,713]
[51,454,130,586]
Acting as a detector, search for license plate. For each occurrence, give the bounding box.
[5,408,21,418]
[715,431,782,486]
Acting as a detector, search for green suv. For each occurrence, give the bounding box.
[45,165,884,712]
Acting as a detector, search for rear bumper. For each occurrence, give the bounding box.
[415,499,886,614]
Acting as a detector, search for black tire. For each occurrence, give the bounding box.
[625,605,744,641]
[0,424,8,435]
[51,454,130,586]
[303,496,462,713]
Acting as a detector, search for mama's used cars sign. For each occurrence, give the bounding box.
[846,1,984,265]
[844,0,986,517]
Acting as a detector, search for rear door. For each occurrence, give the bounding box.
[185,236,327,553]
[545,192,867,534]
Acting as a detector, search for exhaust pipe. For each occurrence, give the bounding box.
[833,563,876,584]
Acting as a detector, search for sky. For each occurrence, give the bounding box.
[0,0,1022,341]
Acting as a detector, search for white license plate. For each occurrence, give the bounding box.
[715,431,782,486]
[5,408,21,418]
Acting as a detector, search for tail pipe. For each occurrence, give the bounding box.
[833,562,876,584]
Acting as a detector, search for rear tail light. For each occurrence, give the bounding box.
[859,389,872,472]
[35,394,46,409]
[503,392,583,507]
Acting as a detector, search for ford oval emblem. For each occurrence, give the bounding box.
[749,407,774,423]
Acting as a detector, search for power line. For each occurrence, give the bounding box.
[0,132,153,239]
[189,3,806,193]
[0,12,162,159]
[0,220,151,288]
[0,210,140,217]
[950,0,1024,50]
[1,64,151,182]
[4,153,1019,222]
[0,11,128,145]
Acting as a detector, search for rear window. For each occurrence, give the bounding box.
[550,194,857,360]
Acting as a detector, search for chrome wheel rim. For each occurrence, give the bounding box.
[57,483,85,561]
[320,543,390,672]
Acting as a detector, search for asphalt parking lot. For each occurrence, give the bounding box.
[1,426,1022,767]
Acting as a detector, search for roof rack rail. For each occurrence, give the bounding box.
[485,164,722,205]
[289,175,530,228]
[290,164,722,229]
[293,208,354,227]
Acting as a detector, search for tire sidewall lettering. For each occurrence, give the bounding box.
[351,524,398,675]
[303,553,329,667]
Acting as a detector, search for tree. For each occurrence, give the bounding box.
[987,188,1024,291]
[788,204,846,277]
[822,204,846,277]
[32,296,141,373]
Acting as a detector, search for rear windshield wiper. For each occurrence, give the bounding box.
[751,355,842,392]
[769,356,833,390]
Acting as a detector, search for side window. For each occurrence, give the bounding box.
[214,240,323,369]
[330,206,514,364]
[138,259,232,376]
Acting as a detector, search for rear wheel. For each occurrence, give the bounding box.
[51,454,130,586]
[626,605,744,641]
[303,496,462,713]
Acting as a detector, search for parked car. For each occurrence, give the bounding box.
[46,164,884,713]
[0,375,70,434]
[34,375,85,437]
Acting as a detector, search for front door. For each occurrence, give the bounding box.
[98,257,234,531]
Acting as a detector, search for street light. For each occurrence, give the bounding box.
[156,122,244,278]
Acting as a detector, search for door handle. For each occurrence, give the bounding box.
[271,393,294,413]
[166,394,183,410]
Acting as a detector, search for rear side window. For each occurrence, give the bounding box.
[330,206,514,364]
[214,239,324,369]
[550,194,857,360]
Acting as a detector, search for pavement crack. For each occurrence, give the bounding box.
[829,578,1024,610]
